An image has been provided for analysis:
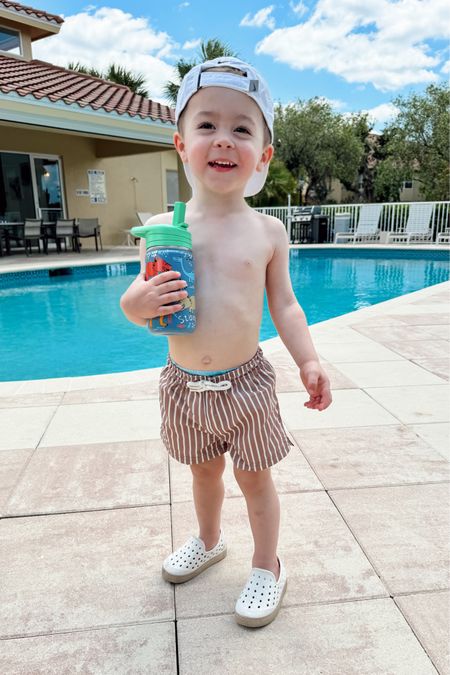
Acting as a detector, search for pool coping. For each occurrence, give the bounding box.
[1,279,448,394]
[0,243,448,275]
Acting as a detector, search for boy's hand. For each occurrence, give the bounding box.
[120,271,188,320]
[300,360,332,411]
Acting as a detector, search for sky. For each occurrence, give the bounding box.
[33,0,450,131]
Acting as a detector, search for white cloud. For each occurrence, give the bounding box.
[182,38,201,50]
[317,96,346,110]
[362,102,399,130]
[255,0,450,91]
[33,7,178,103]
[240,6,276,30]
[290,1,308,17]
[441,59,450,74]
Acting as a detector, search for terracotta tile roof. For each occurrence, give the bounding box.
[0,55,176,123]
[0,0,63,26]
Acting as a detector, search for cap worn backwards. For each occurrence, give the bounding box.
[175,57,274,198]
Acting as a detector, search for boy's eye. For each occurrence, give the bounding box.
[198,122,214,129]
[235,126,250,134]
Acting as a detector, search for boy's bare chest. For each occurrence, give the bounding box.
[191,228,272,283]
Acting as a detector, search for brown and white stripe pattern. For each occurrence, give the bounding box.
[159,347,293,471]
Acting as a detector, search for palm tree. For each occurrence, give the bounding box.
[163,38,238,106]
[67,62,149,97]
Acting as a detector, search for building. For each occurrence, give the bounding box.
[0,0,189,247]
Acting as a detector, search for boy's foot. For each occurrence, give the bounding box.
[161,528,227,583]
[234,556,287,628]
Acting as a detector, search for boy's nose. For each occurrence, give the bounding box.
[213,136,235,148]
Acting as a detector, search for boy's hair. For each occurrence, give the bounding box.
[177,65,272,148]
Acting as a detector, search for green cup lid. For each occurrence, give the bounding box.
[131,201,191,248]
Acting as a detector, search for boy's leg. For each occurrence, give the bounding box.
[190,454,226,551]
[233,465,280,580]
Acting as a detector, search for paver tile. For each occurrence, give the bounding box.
[279,389,398,430]
[177,599,436,674]
[0,406,56,451]
[330,483,450,594]
[62,381,160,404]
[0,449,32,514]
[396,591,449,675]
[411,423,450,460]
[5,439,169,515]
[316,341,404,363]
[40,399,161,447]
[381,339,448,361]
[293,425,450,489]
[0,506,173,637]
[334,360,445,387]
[412,357,450,381]
[365,384,450,424]
[0,623,177,675]
[351,325,439,342]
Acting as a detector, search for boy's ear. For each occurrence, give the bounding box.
[257,144,274,172]
[173,132,187,162]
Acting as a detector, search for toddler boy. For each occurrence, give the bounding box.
[120,57,332,628]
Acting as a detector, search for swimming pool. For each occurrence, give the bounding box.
[0,248,448,381]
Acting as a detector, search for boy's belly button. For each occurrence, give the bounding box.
[201,355,212,365]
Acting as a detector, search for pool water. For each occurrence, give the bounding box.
[0,249,448,381]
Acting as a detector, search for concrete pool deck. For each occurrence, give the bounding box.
[0,249,449,673]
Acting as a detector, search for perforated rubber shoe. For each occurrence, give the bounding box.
[234,557,287,627]
[162,529,227,583]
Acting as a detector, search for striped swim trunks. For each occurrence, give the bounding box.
[159,346,294,472]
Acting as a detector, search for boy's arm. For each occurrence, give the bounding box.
[265,218,332,411]
[120,238,148,326]
[265,219,319,368]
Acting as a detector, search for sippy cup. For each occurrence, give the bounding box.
[131,202,196,334]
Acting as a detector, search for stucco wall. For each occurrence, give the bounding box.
[0,126,179,246]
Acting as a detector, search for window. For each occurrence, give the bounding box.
[166,169,179,210]
[0,27,22,56]
[403,180,413,189]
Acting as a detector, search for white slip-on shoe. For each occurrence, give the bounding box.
[234,556,287,627]
[162,528,227,583]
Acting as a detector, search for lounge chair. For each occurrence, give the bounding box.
[386,203,434,244]
[122,212,153,246]
[137,212,153,226]
[436,227,450,244]
[74,218,102,251]
[334,204,382,243]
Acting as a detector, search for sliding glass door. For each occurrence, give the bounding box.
[0,151,65,223]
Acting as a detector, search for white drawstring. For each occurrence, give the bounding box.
[186,380,232,392]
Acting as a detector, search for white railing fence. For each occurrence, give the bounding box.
[254,201,450,243]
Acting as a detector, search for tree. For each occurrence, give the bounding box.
[163,38,238,105]
[377,83,450,200]
[274,98,365,203]
[247,158,297,207]
[67,62,149,97]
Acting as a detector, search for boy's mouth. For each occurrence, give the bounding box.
[208,160,237,172]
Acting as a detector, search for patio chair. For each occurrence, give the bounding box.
[74,218,102,251]
[334,204,382,243]
[386,203,434,244]
[23,218,45,256]
[46,219,78,253]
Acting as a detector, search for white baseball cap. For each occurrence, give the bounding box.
[175,56,274,198]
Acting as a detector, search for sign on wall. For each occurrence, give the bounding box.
[87,169,107,204]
